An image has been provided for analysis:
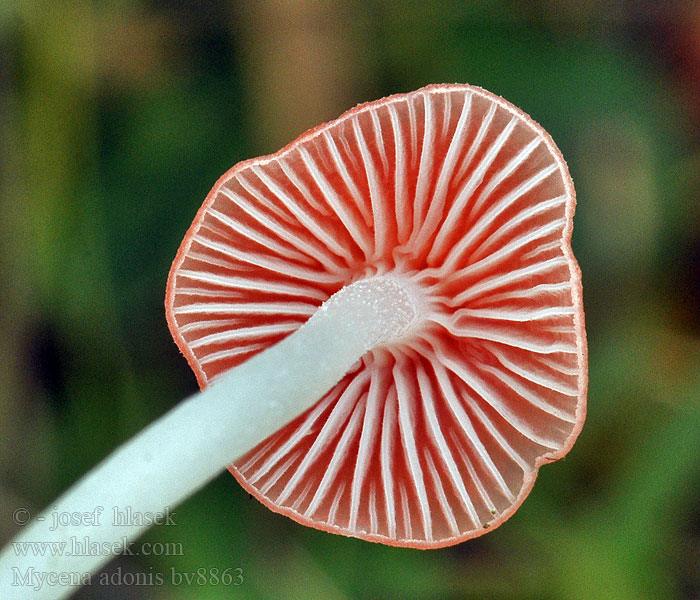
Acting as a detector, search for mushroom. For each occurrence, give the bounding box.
[166,83,586,546]
[0,83,585,597]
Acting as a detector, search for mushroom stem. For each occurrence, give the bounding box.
[0,274,421,599]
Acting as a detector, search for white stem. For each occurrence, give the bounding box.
[0,274,420,599]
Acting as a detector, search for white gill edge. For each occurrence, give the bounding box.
[454,100,497,182]
[412,91,474,250]
[259,448,304,496]
[192,231,337,285]
[423,99,500,261]
[369,108,390,175]
[368,481,379,535]
[326,481,346,527]
[290,480,315,512]
[451,359,562,449]
[228,175,296,227]
[522,240,563,262]
[469,136,542,219]
[394,356,433,542]
[450,256,568,305]
[416,362,480,526]
[238,435,279,475]
[487,345,579,397]
[477,280,571,306]
[407,97,419,170]
[469,194,566,264]
[304,394,366,518]
[199,342,268,367]
[388,103,410,244]
[173,301,317,316]
[441,162,560,271]
[348,369,385,530]
[429,116,518,263]
[424,449,460,536]
[534,353,581,377]
[427,353,516,501]
[275,371,370,505]
[176,268,329,301]
[223,177,341,270]
[321,129,373,227]
[175,287,243,299]
[465,395,531,476]
[189,321,300,349]
[440,90,452,139]
[179,318,245,335]
[380,385,398,539]
[298,146,373,258]
[250,163,353,265]
[450,304,575,324]
[434,318,575,355]
[352,116,388,258]
[449,218,566,282]
[275,153,331,217]
[435,348,532,474]
[412,92,437,237]
[246,385,342,484]
[478,363,577,423]
[207,206,315,266]
[399,482,413,540]
[449,429,498,515]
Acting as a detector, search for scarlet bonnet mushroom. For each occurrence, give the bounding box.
[166,83,587,547]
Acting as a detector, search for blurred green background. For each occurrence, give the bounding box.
[1,1,699,598]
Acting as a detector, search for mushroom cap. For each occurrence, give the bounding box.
[166,84,587,548]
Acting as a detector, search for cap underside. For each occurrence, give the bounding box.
[166,84,587,548]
